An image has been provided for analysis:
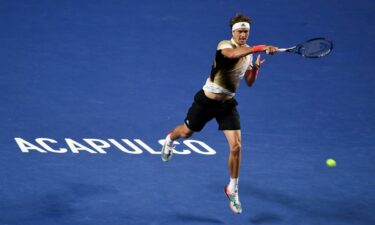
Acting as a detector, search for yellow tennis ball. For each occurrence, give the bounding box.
[326,159,336,167]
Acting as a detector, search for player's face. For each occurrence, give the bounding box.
[232,28,250,46]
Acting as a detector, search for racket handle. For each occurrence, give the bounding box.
[277,48,288,52]
[266,48,287,54]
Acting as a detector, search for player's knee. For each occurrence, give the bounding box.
[230,142,242,154]
[181,130,193,138]
[178,124,194,139]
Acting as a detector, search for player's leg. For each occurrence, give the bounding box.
[224,129,242,181]
[215,100,242,214]
[162,90,213,162]
[223,129,243,214]
[215,103,242,186]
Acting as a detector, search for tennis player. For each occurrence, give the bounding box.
[161,13,278,214]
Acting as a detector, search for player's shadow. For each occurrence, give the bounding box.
[241,183,296,208]
[249,212,283,224]
[173,213,225,224]
[241,184,290,224]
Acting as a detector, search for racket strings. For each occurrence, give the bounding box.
[299,39,332,58]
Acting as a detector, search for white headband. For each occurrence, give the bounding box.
[232,22,250,31]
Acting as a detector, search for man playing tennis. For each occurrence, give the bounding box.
[161,13,278,214]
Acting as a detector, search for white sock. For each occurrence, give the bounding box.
[165,133,174,146]
[228,177,239,193]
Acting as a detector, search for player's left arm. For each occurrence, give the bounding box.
[245,54,265,87]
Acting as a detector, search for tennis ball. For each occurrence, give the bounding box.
[326,158,336,168]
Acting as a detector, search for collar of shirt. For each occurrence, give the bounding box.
[230,38,240,47]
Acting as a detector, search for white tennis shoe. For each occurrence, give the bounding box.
[161,138,174,162]
[224,185,242,214]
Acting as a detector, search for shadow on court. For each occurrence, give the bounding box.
[0,183,118,225]
[250,212,284,224]
[243,184,375,225]
[171,214,225,224]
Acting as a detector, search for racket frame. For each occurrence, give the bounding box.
[277,37,333,58]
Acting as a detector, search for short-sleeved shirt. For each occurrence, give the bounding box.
[202,38,254,96]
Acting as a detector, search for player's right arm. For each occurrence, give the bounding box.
[221,46,278,59]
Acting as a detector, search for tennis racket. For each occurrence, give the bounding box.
[277,37,333,58]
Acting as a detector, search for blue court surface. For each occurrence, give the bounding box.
[1,0,375,224]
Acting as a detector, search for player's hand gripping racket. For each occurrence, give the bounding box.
[276,37,333,58]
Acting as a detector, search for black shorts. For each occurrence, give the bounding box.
[184,89,240,132]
